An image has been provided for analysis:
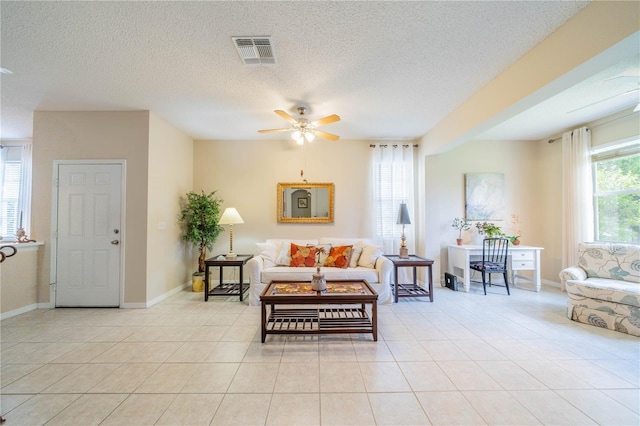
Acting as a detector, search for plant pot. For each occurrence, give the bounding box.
[192,272,205,292]
[512,239,521,246]
[456,238,463,246]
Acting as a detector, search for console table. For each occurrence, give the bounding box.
[448,244,544,292]
[203,254,253,301]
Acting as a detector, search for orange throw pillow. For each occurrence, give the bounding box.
[323,245,352,269]
[289,243,317,267]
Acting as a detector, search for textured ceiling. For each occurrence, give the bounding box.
[1,1,635,144]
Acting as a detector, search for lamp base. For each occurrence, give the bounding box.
[225,253,238,259]
[399,247,409,259]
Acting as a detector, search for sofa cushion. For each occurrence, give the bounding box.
[324,245,352,268]
[256,243,278,268]
[349,243,364,268]
[577,243,640,283]
[261,266,380,285]
[566,277,640,308]
[269,239,319,266]
[317,243,332,265]
[358,245,384,268]
[290,243,317,267]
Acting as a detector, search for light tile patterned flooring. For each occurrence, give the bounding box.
[1,284,639,425]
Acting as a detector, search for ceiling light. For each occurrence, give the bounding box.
[292,131,304,145]
[304,131,315,143]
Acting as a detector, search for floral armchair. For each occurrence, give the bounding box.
[560,242,640,336]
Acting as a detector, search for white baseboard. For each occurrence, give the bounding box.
[123,281,191,309]
[542,279,562,289]
[1,303,38,321]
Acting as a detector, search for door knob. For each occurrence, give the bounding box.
[111,240,120,245]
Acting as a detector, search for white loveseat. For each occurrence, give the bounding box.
[560,242,640,336]
[246,238,393,306]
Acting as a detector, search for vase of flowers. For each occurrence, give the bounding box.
[507,214,522,245]
[451,217,471,245]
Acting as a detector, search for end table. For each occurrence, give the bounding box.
[203,254,253,301]
[384,254,434,302]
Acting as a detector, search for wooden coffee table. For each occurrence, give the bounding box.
[260,280,378,343]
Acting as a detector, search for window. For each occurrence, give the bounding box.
[0,144,31,239]
[592,138,640,243]
[374,162,410,238]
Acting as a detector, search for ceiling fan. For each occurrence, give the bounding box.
[258,107,341,144]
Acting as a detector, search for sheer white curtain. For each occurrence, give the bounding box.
[562,127,594,276]
[20,143,33,235]
[370,144,415,255]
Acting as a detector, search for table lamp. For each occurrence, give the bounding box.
[397,202,411,259]
[218,207,244,258]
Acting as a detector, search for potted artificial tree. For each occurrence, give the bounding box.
[179,190,224,292]
[451,217,471,245]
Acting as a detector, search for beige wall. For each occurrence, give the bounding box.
[537,107,640,282]
[1,245,40,315]
[32,111,150,304]
[193,139,391,257]
[422,140,541,282]
[590,108,640,148]
[423,107,640,287]
[146,113,194,301]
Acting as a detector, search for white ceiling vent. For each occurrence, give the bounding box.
[232,37,275,65]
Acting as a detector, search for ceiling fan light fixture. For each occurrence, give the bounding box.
[304,131,315,142]
[292,131,304,145]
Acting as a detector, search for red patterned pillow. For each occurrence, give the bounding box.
[323,245,353,269]
[289,243,317,267]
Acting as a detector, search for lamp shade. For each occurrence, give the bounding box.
[396,203,411,225]
[218,208,244,225]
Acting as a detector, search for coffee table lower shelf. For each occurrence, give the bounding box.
[264,307,374,340]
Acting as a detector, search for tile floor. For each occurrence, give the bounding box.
[1,284,638,425]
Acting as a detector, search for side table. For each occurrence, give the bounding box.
[384,255,434,302]
[203,254,253,301]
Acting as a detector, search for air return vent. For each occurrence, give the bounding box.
[232,37,275,65]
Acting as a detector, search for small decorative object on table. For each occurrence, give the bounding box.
[451,217,471,245]
[311,246,327,291]
[311,266,327,291]
[16,228,34,243]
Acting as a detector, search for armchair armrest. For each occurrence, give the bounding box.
[559,266,587,292]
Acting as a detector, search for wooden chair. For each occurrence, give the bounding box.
[469,238,510,295]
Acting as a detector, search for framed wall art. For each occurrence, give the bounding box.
[465,173,505,220]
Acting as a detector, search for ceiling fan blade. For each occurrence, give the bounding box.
[311,114,341,127]
[274,110,297,124]
[314,130,340,142]
[258,128,291,134]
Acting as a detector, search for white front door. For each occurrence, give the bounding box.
[55,163,122,307]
